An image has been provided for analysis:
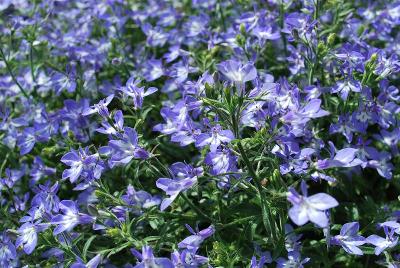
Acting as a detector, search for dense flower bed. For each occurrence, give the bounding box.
[1,0,400,267]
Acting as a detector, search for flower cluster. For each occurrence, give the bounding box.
[1,0,400,267]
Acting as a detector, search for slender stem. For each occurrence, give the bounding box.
[0,46,30,99]
[216,215,259,230]
[181,193,213,223]
[29,43,36,82]
[237,141,277,244]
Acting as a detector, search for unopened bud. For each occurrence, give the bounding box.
[327,33,336,47]
[239,24,246,35]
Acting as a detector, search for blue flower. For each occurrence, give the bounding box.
[156,162,203,211]
[131,246,174,268]
[331,222,366,255]
[51,200,94,235]
[287,180,338,228]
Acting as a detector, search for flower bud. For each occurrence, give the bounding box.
[327,33,336,47]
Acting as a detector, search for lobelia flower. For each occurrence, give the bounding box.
[169,58,198,84]
[171,249,208,267]
[331,77,361,101]
[61,147,104,184]
[250,255,271,268]
[250,246,272,268]
[51,200,95,235]
[284,224,302,252]
[16,221,49,254]
[170,120,201,147]
[178,224,215,251]
[51,65,77,95]
[143,59,164,82]
[374,53,400,78]
[120,77,157,109]
[120,185,161,216]
[59,99,91,143]
[17,122,51,155]
[195,124,235,152]
[281,98,329,125]
[141,23,168,47]
[0,167,25,189]
[217,59,257,92]
[96,110,124,136]
[204,148,238,175]
[366,221,400,255]
[82,94,114,118]
[131,245,174,268]
[276,251,310,268]
[287,180,339,228]
[0,232,17,267]
[31,181,60,213]
[70,254,101,268]
[29,156,56,186]
[365,147,394,179]
[329,114,356,143]
[252,23,281,47]
[103,127,150,167]
[184,14,209,38]
[156,162,203,211]
[330,222,366,255]
[316,143,364,170]
[163,45,189,63]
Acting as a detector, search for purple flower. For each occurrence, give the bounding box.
[331,222,366,255]
[141,23,168,47]
[0,232,17,267]
[317,145,364,170]
[184,14,209,37]
[30,156,56,185]
[120,77,157,109]
[31,181,60,213]
[281,99,329,125]
[331,78,361,101]
[71,254,101,268]
[195,124,234,152]
[156,162,203,211]
[0,167,24,189]
[143,59,164,82]
[217,59,257,87]
[178,224,215,251]
[51,200,95,235]
[169,58,198,83]
[51,65,77,95]
[16,221,48,254]
[82,94,114,118]
[61,147,103,184]
[163,45,189,63]
[104,127,150,167]
[329,115,356,143]
[276,251,310,268]
[204,148,238,175]
[366,221,400,255]
[171,249,208,267]
[96,110,124,136]
[120,185,161,216]
[250,255,272,268]
[366,148,396,179]
[17,123,51,155]
[131,246,174,268]
[287,180,338,228]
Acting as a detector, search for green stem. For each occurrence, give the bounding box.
[237,141,277,244]
[29,43,36,82]
[181,193,213,223]
[0,46,30,100]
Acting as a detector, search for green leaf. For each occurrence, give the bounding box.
[83,235,97,261]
